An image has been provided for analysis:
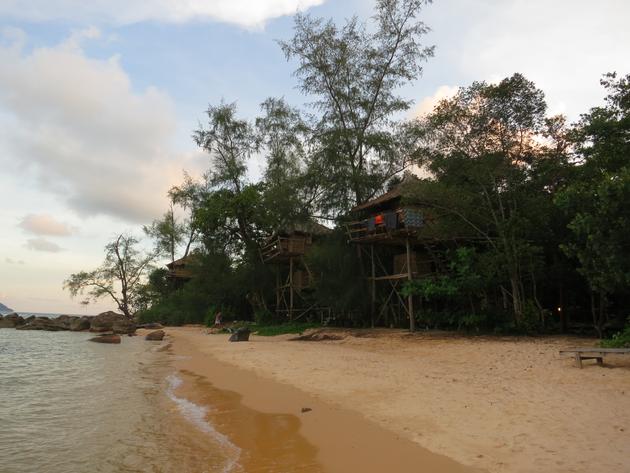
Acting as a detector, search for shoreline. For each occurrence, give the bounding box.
[167,327,479,473]
[165,326,630,473]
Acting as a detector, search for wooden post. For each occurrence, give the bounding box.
[289,256,294,321]
[371,244,376,328]
[406,238,415,332]
[276,268,280,314]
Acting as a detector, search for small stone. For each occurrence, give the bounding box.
[89,334,121,344]
[145,330,165,341]
[301,407,312,413]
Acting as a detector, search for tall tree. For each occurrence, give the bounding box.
[168,172,204,258]
[280,0,434,215]
[556,73,630,336]
[256,97,314,227]
[409,74,570,323]
[143,203,184,264]
[193,102,265,258]
[64,234,156,318]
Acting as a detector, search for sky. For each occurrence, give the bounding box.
[0,0,628,314]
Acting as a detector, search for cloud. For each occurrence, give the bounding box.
[413,85,458,117]
[0,29,200,223]
[453,0,630,120]
[5,257,25,265]
[19,214,75,236]
[25,238,64,253]
[0,0,325,29]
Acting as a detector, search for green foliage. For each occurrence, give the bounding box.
[407,73,573,324]
[280,0,434,214]
[402,247,481,302]
[127,2,629,337]
[251,322,318,337]
[253,308,277,326]
[601,320,630,348]
[305,230,370,321]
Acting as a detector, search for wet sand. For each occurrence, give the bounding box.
[167,330,480,473]
[164,327,630,473]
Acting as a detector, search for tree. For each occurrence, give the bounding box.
[143,203,184,264]
[193,102,264,258]
[144,173,203,263]
[64,234,156,318]
[556,73,630,336]
[408,73,570,323]
[280,0,434,216]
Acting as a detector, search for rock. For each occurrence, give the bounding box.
[89,334,121,344]
[301,407,312,413]
[137,322,164,329]
[145,330,165,341]
[24,315,36,324]
[113,318,136,335]
[16,316,67,331]
[0,313,25,328]
[53,315,74,330]
[229,328,250,342]
[69,316,91,332]
[89,311,125,332]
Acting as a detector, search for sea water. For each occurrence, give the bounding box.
[0,328,237,473]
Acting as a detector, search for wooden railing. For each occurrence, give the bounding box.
[261,236,309,262]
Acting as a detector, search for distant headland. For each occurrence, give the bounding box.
[0,302,14,315]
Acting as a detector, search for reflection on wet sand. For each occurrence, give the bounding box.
[173,369,323,473]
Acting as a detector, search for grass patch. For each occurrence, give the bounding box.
[251,322,320,337]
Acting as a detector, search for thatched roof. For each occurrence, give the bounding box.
[166,254,194,270]
[351,186,402,213]
[351,174,420,213]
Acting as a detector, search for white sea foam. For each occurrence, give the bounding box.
[165,374,241,473]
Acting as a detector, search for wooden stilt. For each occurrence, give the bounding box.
[406,238,415,332]
[276,268,280,314]
[289,256,294,321]
[370,244,376,328]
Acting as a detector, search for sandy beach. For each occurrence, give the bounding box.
[164,327,630,473]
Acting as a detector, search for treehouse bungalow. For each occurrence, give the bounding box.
[166,255,195,288]
[346,181,443,331]
[260,221,332,321]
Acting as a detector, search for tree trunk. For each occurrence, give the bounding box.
[510,273,524,323]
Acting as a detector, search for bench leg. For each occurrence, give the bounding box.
[596,357,603,366]
[575,353,583,369]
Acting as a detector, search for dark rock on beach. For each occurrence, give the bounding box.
[137,322,164,330]
[0,313,25,328]
[113,318,136,335]
[229,327,250,342]
[145,330,165,341]
[89,334,121,344]
[89,311,127,333]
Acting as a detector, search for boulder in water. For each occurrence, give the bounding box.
[113,318,136,335]
[0,313,25,328]
[145,330,165,341]
[16,316,67,331]
[89,334,121,344]
[70,316,91,332]
[89,311,125,332]
[229,328,251,342]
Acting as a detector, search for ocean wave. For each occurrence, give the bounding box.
[165,374,241,473]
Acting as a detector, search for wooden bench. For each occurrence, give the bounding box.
[559,348,630,368]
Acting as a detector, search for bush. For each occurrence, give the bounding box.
[601,319,630,348]
[252,322,319,336]
[254,308,276,325]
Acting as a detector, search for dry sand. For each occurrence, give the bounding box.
[166,327,630,473]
